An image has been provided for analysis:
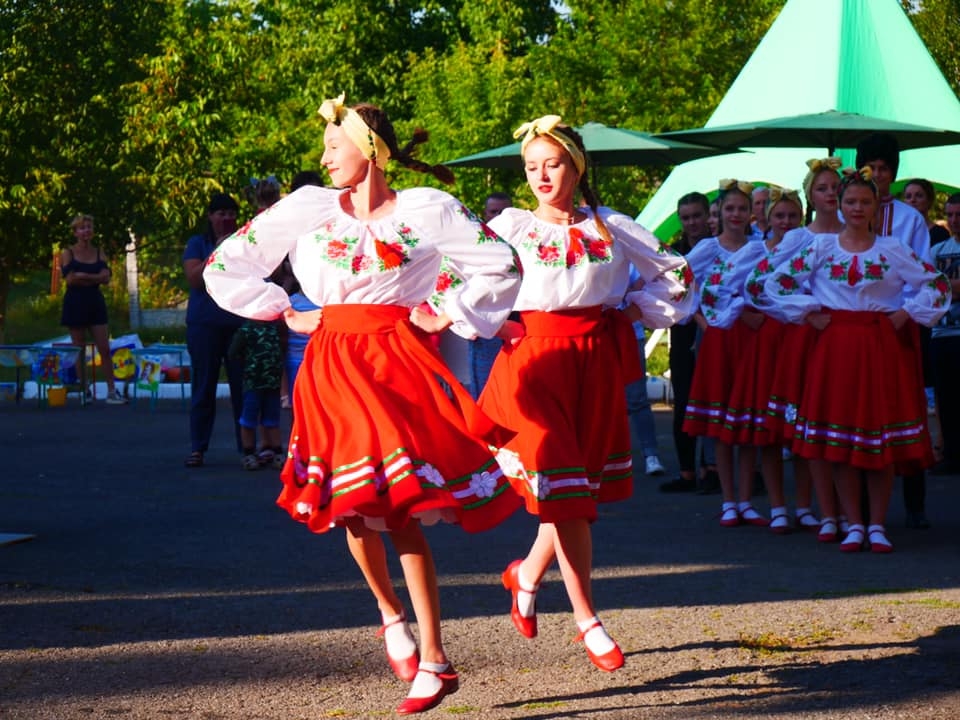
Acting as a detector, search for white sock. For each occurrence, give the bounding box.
[577,616,615,655]
[517,565,538,618]
[407,661,449,699]
[738,502,762,519]
[381,612,417,660]
[770,506,788,526]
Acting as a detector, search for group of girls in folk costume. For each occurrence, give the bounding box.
[682,179,772,529]
[683,161,950,555]
[479,115,695,672]
[203,101,694,714]
[764,166,948,553]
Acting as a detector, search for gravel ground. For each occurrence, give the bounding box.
[1,399,958,719]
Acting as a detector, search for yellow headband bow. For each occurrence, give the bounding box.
[766,186,802,219]
[841,165,875,183]
[718,178,755,195]
[513,115,587,178]
[768,186,801,206]
[806,156,842,173]
[318,93,391,170]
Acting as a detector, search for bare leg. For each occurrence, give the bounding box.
[390,521,447,665]
[809,458,838,519]
[519,522,558,585]
[760,445,785,507]
[866,467,895,526]
[68,328,88,389]
[737,445,758,503]
[794,457,813,508]
[715,441,735,502]
[835,464,864,526]
[240,426,256,451]
[89,324,117,394]
[344,518,404,618]
[552,519,595,623]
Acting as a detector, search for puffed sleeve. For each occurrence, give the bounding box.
[744,230,812,322]
[605,210,695,328]
[204,187,332,320]
[419,193,522,339]
[762,241,822,323]
[895,243,951,326]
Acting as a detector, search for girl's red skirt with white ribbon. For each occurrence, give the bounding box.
[765,322,818,444]
[682,320,755,439]
[718,314,784,446]
[479,306,641,524]
[792,310,932,471]
[278,304,522,535]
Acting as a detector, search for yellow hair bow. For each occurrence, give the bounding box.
[805,157,842,173]
[318,93,390,170]
[768,186,802,206]
[841,165,875,183]
[718,178,755,195]
[513,115,586,177]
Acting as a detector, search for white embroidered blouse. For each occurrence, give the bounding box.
[486,207,694,328]
[761,233,950,327]
[202,186,522,339]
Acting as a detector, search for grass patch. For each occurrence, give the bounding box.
[738,625,837,656]
[812,587,930,599]
[443,706,481,714]
[520,701,568,710]
[886,597,960,610]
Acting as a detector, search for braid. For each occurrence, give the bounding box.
[554,125,613,246]
[393,129,455,185]
[353,104,454,185]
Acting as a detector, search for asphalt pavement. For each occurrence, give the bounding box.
[1,397,958,719]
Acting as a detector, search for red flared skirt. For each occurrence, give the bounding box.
[478,307,641,524]
[792,310,932,471]
[277,304,522,534]
[718,315,784,446]
[765,322,818,443]
[682,321,755,439]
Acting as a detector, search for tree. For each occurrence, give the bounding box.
[902,0,960,96]
[0,0,164,340]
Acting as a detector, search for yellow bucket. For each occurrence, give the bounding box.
[47,386,67,407]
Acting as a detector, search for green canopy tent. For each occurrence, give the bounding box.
[445,122,734,186]
[656,111,960,157]
[638,0,960,240]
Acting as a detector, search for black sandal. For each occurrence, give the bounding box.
[184,451,204,468]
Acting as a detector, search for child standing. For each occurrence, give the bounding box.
[229,319,285,470]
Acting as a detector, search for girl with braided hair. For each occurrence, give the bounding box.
[480,115,694,672]
[763,167,949,553]
[204,95,524,714]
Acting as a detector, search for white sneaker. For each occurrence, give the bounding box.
[644,456,666,476]
[105,389,127,405]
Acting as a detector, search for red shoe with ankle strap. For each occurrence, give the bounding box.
[395,664,459,715]
[377,614,419,682]
[501,560,537,638]
[575,621,625,672]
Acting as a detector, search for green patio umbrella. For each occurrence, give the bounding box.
[654,111,960,156]
[445,122,735,170]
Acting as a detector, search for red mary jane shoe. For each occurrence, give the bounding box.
[377,614,419,682]
[395,665,459,715]
[575,621,625,672]
[501,559,537,639]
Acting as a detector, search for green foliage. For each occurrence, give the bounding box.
[902,0,960,96]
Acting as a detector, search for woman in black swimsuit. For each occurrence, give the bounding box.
[60,214,126,404]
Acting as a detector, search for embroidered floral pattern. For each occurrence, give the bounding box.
[470,470,497,498]
[417,463,446,488]
[745,256,773,303]
[205,251,225,272]
[429,256,465,309]
[700,257,731,322]
[863,255,889,281]
[772,247,812,295]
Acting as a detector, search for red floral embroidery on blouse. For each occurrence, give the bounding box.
[375,238,406,270]
[790,256,806,272]
[865,263,883,279]
[778,276,797,290]
[566,228,585,268]
[326,240,349,259]
[830,264,846,279]
[707,272,723,286]
[756,258,770,273]
[538,244,560,262]
[435,273,454,292]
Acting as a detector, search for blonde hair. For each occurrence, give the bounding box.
[70,214,94,230]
